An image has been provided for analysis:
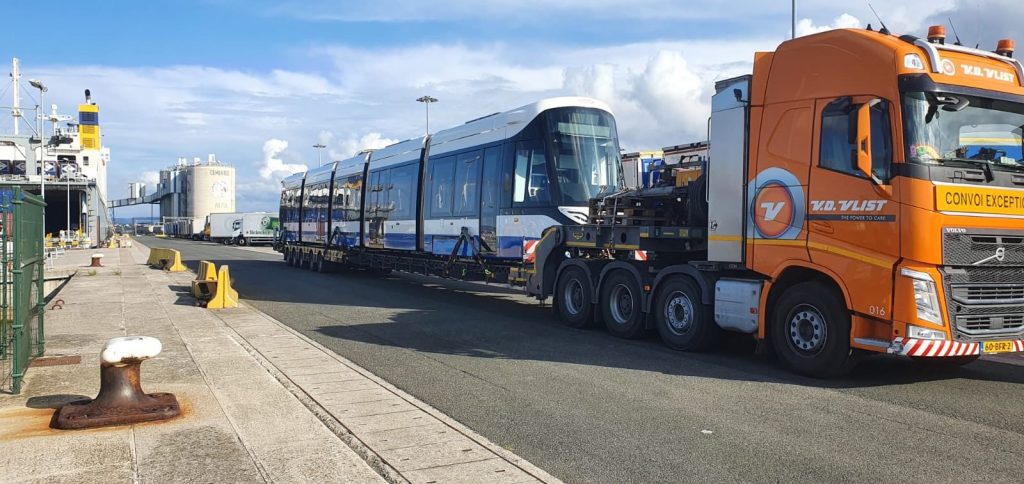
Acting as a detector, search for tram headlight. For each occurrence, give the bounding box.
[901,268,942,325]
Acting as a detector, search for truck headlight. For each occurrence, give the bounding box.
[906,324,946,340]
[901,268,943,325]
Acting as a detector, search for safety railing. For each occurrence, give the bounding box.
[0,188,47,394]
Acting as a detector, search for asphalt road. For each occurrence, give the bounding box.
[142,236,1024,483]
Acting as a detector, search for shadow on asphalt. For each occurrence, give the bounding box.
[147,239,1024,390]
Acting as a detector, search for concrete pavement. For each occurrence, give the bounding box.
[143,236,1024,484]
[0,241,554,483]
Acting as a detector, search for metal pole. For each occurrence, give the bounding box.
[66,176,70,241]
[38,94,44,201]
[425,101,430,135]
[313,143,326,167]
[792,0,797,39]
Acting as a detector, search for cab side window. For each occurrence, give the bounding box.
[819,98,892,181]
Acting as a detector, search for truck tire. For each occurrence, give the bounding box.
[600,271,646,339]
[314,254,326,273]
[284,249,293,266]
[237,237,248,246]
[654,276,721,351]
[554,267,595,328]
[771,282,855,378]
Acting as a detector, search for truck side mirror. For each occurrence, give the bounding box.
[856,99,883,184]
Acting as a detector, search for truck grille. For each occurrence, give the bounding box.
[943,229,1024,266]
[941,264,1024,340]
[956,314,1024,332]
[950,283,1024,305]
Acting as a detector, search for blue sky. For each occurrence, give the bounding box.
[2,0,1018,216]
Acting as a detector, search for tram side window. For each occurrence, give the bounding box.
[388,164,418,220]
[429,156,456,218]
[513,141,550,206]
[453,151,481,217]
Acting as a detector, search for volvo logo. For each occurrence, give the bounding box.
[972,247,1006,266]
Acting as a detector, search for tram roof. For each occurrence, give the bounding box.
[427,96,613,158]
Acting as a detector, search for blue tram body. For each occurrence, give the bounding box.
[279,97,621,262]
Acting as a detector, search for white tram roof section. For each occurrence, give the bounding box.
[305,161,337,186]
[367,137,427,171]
[428,96,613,158]
[335,151,371,178]
[281,171,305,189]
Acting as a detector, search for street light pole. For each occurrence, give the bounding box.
[416,95,438,135]
[313,143,326,167]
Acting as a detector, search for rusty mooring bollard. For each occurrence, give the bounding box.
[54,336,180,429]
[90,253,104,267]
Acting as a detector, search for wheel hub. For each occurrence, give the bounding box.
[665,292,693,336]
[564,280,585,316]
[610,284,634,324]
[788,305,826,354]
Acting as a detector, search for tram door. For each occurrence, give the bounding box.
[479,147,501,254]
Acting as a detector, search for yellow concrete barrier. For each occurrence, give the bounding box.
[191,261,218,298]
[147,247,187,272]
[146,248,163,266]
[206,265,238,309]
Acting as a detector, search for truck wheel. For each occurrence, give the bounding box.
[911,354,979,367]
[314,254,326,273]
[284,249,293,266]
[654,276,721,351]
[600,271,646,339]
[771,282,854,378]
[238,237,248,246]
[554,267,595,328]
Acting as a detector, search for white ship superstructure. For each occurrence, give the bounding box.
[0,58,111,245]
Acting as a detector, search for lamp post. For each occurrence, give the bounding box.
[313,143,326,167]
[28,79,47,200]
[416,95,438,135]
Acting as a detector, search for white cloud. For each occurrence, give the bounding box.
[326,132,400,160]
[796,13,861,37]
[258,138,307,182]
[141,170,160,190]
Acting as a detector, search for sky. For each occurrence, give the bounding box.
[1,0,1020,216]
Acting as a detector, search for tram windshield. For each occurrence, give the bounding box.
[548,108,622,204]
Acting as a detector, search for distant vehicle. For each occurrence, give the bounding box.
[235,212,278,246]
[209,212,242,244]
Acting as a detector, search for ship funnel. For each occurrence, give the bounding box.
[84,89,92,104]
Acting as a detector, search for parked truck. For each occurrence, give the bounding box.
[281,26,1024,377]
[209,212,243,244]
[236,212,278,246]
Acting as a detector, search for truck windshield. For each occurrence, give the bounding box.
[547,108,622,204]
[902,91,1024,170]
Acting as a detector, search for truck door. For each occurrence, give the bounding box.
[807,97,899,319]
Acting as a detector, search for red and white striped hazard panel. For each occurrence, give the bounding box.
[893,337,1024,357]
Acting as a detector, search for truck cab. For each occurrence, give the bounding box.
[717,27,1024,374]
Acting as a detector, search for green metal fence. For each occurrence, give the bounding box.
[0,188,47,394]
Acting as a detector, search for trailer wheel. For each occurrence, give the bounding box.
[284,249,293,266]
[314,254,326,273]
[654,276,721,351]
[600,271,646,339]
[554,267,595,328]
[771,282,854,378]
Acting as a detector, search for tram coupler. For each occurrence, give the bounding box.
[54,336,180,430]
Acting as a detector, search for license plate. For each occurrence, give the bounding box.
[983,341,1014,354]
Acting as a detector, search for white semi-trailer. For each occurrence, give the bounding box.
[209,212,242,244]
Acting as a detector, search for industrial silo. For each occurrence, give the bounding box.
[186,157,235,234]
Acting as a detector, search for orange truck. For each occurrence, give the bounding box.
[528,25,1024,377]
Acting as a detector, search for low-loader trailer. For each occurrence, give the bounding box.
[284,26,1024,377]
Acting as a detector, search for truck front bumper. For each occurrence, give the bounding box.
[888,337,1024,357]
